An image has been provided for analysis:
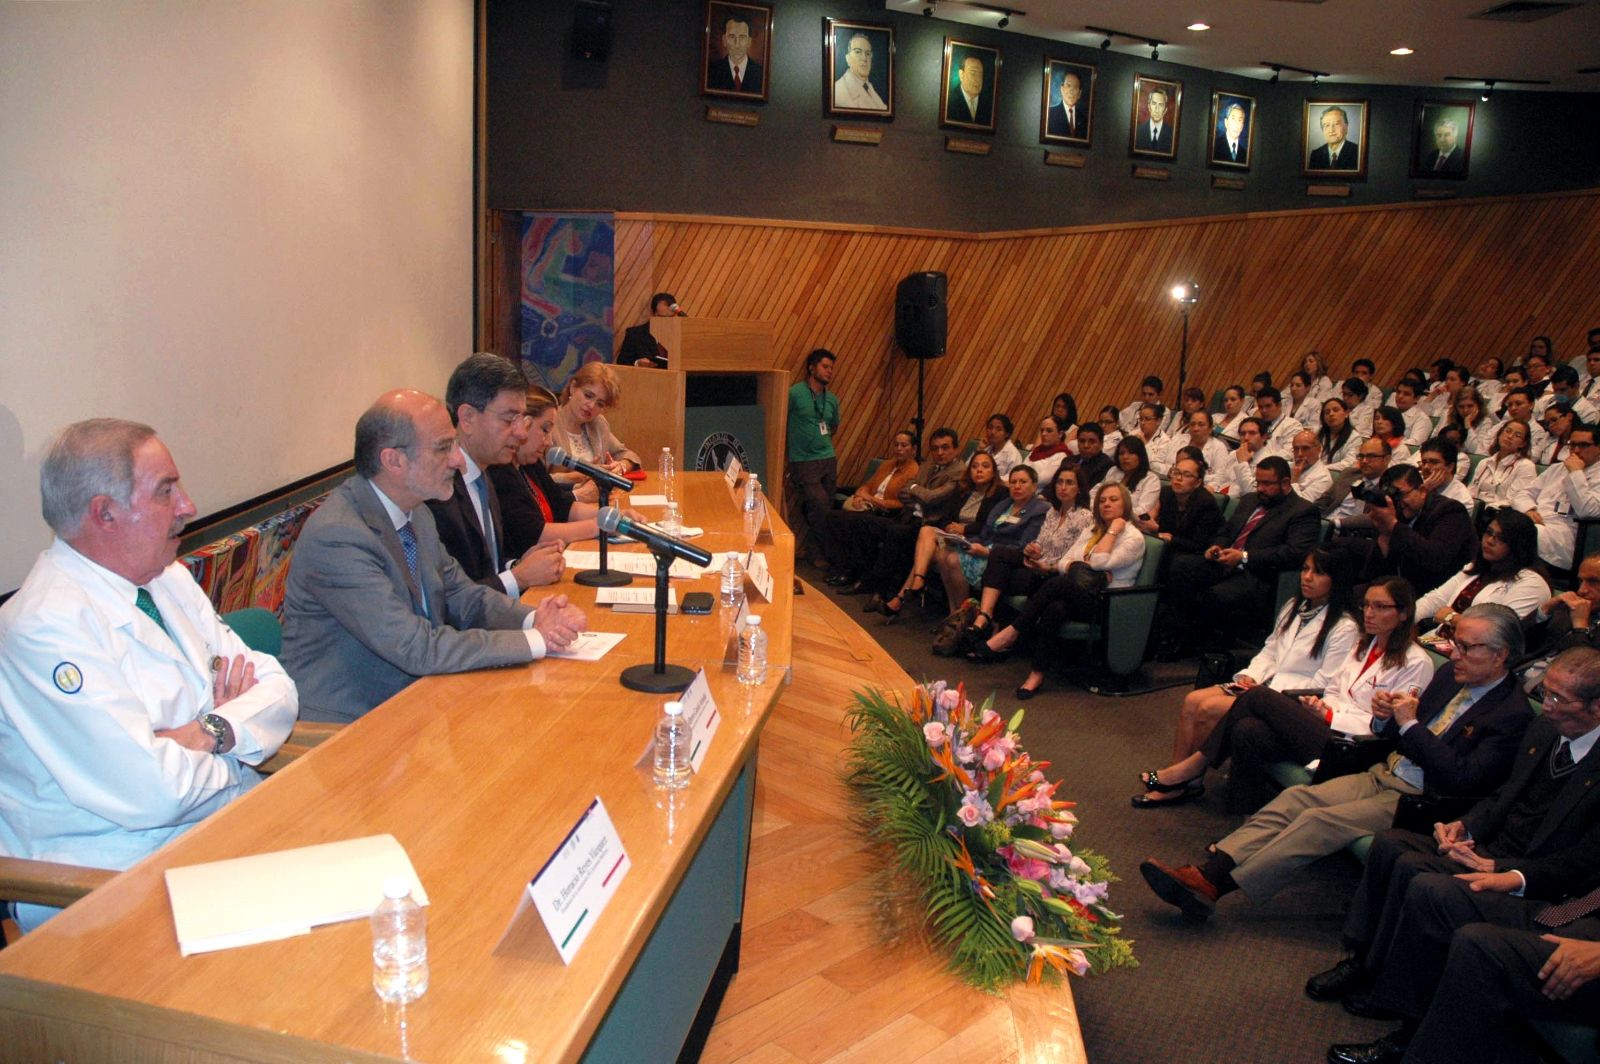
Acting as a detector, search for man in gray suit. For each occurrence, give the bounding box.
[282,389,586,723]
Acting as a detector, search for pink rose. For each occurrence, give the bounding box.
[1066,948,1090,976]
[937,688,962,712]
[1049,819,1076,840]
[1010,915,1036,943]
[982,746,1007,771]
[958,803,983,827]
[923,721,947,747]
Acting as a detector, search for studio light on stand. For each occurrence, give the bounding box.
[1170,282,1200,397]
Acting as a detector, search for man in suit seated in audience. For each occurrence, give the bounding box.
[1288,429,1334,502]
[1065,421,1113,491]
[1142,605,1532,924]
[1310,646,1600,1064]
[1521,555,1600,689]
[1161,455,1320,651]
[1513,422,1600,570]
[0,418,298,932]
[282,389,587,724]
[1334,464,1476,596]
[826,427,967,594]
[428,353,565,596]
[1322,437,1393,527]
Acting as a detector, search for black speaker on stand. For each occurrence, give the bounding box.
[895,272,948,457]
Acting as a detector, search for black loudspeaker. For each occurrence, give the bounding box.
[570,1,613,63]
[895,272,948,359]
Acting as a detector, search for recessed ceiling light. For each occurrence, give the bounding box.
[1390,47,1414,56]
[1187,22,1210,32]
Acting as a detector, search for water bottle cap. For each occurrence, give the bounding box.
[663,701,684,716]
[662,446,670,452]
[747,615,762,626]
[382,876,413,900]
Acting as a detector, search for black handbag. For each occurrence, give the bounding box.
[1392,793,1483,835]
[1309,733,1396,785]
[1195,651,1236,690]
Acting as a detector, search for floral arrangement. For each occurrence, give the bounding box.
[845,679,1135,990]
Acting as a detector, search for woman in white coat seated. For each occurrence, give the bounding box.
[1467,419,1538,510]
[1131,548,1361,807]
[1415,510,1550,634]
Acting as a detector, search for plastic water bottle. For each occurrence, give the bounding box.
[743,474,760,513]
[653,701,692,790]
[371,878,429,1003]
[659,446,676,502]
[720,553,745,607]
[660,501,682,536]
[738,615,768,686]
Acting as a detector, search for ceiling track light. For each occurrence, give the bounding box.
[998,15,1009,28]
[1269,65,1281,84]
[1261,60,1331,83]
[1482,79,1496,101]
[1086,25,1166,57]
[1150,43,1160,60]
[1100,36,1112,50]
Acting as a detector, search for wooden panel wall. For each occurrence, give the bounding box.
[607,191,1600,484]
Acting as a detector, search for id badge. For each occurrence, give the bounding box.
[819,420,830,437]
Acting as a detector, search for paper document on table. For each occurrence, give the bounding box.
[563,549,712,579]
[596,587,678,614]
[629,494,670,507]
[165,834,426,956]
[546,631,626,660]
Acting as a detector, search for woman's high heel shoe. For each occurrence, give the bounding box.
[1139,769,1201,793]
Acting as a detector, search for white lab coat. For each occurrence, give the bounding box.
[0,541,297,907]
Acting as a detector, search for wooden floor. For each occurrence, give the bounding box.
[702,583,1087,1064]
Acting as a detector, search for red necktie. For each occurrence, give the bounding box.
[733,67,743,92]
[1231,506,1268,550]
[1535,882,1600,928]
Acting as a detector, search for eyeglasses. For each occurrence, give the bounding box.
[1533,684,1589,710]
[1451,638,1494,656]
[1170,469,1200,481]
[1363,601,1399,611]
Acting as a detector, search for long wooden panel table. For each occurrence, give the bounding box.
[0,474,790,1063]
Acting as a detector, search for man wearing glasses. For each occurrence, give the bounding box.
[1143,604,1532,926]
[1335,463,1476,596]
[833,33,887,111]
[1318,646,1600,1064]
[1513,423,1600,569]
[1322,437,1393,525]
[429,354,566,595]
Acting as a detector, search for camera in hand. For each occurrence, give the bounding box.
[1350,481,1402,507]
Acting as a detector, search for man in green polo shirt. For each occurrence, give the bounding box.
[788,348,841,565]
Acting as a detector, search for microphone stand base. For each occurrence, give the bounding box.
[575,568,633,587]
[620,662,697,693]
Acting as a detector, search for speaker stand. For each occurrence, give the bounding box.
[913,359,926,461]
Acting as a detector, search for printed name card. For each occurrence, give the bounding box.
[524,797,630,964]
[678,668,721,773]
[724,455,742,486]
[746,551,775,602]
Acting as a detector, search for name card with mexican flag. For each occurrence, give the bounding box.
[525,797,630,964]
[678,668,721,773]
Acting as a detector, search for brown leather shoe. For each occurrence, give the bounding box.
[1140,859,1219,920]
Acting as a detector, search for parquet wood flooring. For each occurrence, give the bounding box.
[703,583,1087,1064]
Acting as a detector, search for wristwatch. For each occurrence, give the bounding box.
[199,713,234,754]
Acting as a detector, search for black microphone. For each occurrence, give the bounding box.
[546,445,633,493]
[597,507,712,568]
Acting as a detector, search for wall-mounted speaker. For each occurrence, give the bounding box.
[895,271,948,359]
[570,1,613,63]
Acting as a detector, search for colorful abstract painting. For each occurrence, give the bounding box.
[519,213,615,395]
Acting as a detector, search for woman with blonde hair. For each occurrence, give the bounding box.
[551,363,641,494]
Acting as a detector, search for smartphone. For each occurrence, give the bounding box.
[1220,682,1246,695]
[681,592,714,615]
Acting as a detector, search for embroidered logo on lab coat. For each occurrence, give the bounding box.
[52,662,83,694]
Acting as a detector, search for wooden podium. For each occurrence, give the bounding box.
[607,317,788,516]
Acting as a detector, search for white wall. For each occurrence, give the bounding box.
[0,0,474,591]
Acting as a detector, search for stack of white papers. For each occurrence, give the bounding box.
[165,834,426,956]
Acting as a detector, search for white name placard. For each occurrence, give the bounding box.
[724,455,742,486]
[678,669,721,773]
[745,551,775,602]
[525,797,630,965]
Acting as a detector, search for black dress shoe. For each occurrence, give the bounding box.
[1306,955,1371,1001]
[1327,1033,1406,1064]
[824,573,855,587]
[862,594,885,614]
[1014,683,1041,701]
[1342,993,1401,1021]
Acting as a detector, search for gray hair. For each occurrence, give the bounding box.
[40,418,157,536]
[1457,603,1523,661]
[354,401,418,479]
[1550,646,1600,702]
[444,353,527,426]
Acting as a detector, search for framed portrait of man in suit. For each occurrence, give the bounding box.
[1301,99,1369,178]
[1208,91,1255,170]
[940,39,1000,133]
[826,19,894,119]
[1040,59,1096,147]
[1410,100,1475,179]
[1129,74,1182,161]
[701,0,772,103]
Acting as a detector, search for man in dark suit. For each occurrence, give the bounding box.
[1162,456,1321,647]
[1334,463,1476,596]
[1045,70,1088,140]
[1142,605,1534,920]
[945,53,993,126]
[1313,646,1600,1064]
[1308,104,1359,169]
[427,354,565,596]
[705,15,762,95]
[1212,100,1248,165]
[1134,87,1173,152]
[616,292,676,368]
[281,389,586,723]
[1420,115,1465,174]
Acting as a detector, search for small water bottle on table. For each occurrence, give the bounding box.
[660,501,682,536]
[720,553,745,607]
[659,446,676,503]
[738,615,768,685]
[653,700,693,789]
[371,877,429,1004]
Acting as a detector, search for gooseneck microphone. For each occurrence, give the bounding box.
[546,446,633,493]
[597,507,712,568]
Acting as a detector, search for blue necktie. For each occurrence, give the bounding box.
[397,522,421,586]
[471,475,498,570]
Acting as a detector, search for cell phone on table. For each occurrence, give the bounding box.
[681,592,714,615]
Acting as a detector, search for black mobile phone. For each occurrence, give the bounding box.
[681,592,714,614]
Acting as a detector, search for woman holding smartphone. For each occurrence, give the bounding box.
[1131,549,1361,807]
[1134,574,1433,814]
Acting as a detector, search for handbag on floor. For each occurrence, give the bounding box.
[931,599,978,657]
